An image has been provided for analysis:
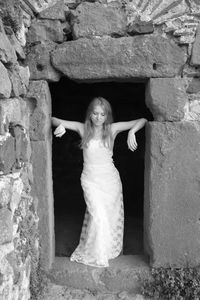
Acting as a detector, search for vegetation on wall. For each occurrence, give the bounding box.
[142,267,200,300]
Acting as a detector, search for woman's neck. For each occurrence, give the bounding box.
[93,126,103,139]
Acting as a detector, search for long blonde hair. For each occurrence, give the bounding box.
[81,97,113,149]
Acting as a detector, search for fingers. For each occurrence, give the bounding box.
[127,135,138,151]
[54,124,66,138]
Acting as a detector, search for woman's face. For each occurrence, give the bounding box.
[90,105,107,127]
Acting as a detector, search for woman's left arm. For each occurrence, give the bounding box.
[111,118,147,151]
[127,118,147,151]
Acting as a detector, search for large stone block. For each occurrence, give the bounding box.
[71,2,127,39]
[0,208,13,244]
[0,61,12,99]
[26,80,51,141]
[26,41,60,82]
[144,121,200,267]
[31,140,54,270]
[51,35,186,81]
[26,19,64,44]
[146,78,188,121]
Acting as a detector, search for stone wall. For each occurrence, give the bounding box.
[1,0,200,298]
[0,1,40,299]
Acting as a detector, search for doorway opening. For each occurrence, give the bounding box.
[49,78,153,258]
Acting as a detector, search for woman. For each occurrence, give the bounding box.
[52,97,147,267]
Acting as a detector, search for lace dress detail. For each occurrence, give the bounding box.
[70,139,124,267]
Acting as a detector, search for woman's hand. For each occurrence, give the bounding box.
[54,124,66,138]
[127,130,137,151]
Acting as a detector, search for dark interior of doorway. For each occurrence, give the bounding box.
[49,78,153,257]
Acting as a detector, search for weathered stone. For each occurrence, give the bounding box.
[51,35,186,80]
[0,61,12,99]
[38,0,66,21]
[127,18,154,35]
[31,140,54,270]
[26,41,61,82]
[19,0,34,17]
[0,208,13,244]
[10,177,23,215]
[16,22,28,47]
[0,0,23,34]
[191,23,200,66]
[26,80,51,141]
[0,177,12,208]
[124,0,188,26]
[27,19,64,44]
[184,99,200,121]
[0,19,17,65]
[144,121,200,267]
[187,78,200,94]
[146,78,187,121]
[0,98,29,131]
[8,64,27,97]
[21,0,58,13]
[49,255,150,292]
[10,125,30,166]
[71,2,126,39]
[0,135,16,174]
[6,251,20,284]
[5,26,26,60]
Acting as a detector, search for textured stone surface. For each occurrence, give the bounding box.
[21,0,58,13]
[27,19,64,44]
[146,78,188,121]
[0,98,29,132]
[0,208,13,244]
[144,121,200,267]
[31,140,54,270]
[191,23,200,66]
[0,61,12,99]
[187,78,200,94]
[6,27,26,60]
[0,0,23,34]
[49,256,150,293]
[71,2,126,39]
[8,64,27,97]
[38,0,66,21]
[0,19,17,64]
[51,35,186,80]
[26,80,51,141]
[127,18,154,34]
[43,283,145,300]
[0,135,15,174]
[26,41,60,82]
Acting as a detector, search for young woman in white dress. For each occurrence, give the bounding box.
[52,97,147,268]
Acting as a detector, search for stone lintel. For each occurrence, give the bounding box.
[51,35,186,81]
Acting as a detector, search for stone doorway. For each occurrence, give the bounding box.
[49,78,153,260]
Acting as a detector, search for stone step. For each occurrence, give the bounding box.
[48,255,150,294]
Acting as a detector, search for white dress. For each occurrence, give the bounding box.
[70,139,124,267]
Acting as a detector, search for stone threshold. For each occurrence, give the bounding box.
[48,255,150,294]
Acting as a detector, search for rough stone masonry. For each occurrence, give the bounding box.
[1,0,200,299]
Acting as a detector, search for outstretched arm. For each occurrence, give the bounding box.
[127,118,147,151]
[52,117,84,138]
[111,118,147,151]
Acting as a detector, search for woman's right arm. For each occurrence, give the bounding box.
[52,117,84,137]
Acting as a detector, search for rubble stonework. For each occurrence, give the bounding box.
[1,0,200,298]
